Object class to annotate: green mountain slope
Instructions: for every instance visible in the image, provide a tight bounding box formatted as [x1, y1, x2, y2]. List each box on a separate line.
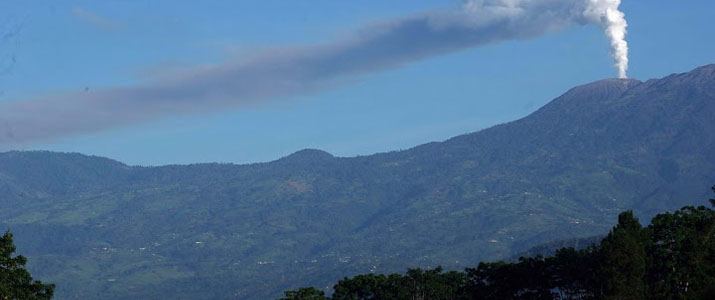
[1, 64, 714, 299]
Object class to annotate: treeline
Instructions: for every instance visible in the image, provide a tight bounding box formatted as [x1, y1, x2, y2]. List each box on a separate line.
[279, 189, 715, 299]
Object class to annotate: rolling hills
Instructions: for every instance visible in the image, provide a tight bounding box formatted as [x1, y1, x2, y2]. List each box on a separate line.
[1, 64, 714, 299]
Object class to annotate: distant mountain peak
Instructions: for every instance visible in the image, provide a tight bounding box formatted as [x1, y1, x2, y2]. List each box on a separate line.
[0, 150, 127, 167]
[561, 78, 641, 101]
[2, 63, 715, 300]
[281, 149, 334, 162]
[531, 78, 642, 116]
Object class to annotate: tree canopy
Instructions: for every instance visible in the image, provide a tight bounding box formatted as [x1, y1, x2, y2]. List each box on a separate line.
[280, 196, 715, 300]
[0, 231, 54, 300]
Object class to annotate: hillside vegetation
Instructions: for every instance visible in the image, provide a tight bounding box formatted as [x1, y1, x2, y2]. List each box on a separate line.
[0, 64, 714, 299]
[280, 198, 715, 299]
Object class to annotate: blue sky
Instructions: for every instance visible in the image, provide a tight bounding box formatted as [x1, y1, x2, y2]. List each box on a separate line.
[1, 0, 714, 166]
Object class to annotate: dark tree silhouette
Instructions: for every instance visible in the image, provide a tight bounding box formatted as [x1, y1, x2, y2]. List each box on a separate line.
[0, 231, 54, 300]
[279, 189, 715, 300]
[598, 211, 647, 299]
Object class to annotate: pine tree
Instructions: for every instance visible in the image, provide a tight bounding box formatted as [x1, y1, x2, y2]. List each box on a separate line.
[646, 206, 714, 298]
[598, 211, 647, 300]
[0, 231, 54, 300]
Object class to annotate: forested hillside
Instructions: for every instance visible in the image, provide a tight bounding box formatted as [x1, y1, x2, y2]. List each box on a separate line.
[279, 200, 715, 299]
[0, 64, 714, 299]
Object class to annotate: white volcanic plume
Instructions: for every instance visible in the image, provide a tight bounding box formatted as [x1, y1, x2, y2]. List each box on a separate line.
[583, 0, 630, 78]
[463, 0, 630, 78]
[1, 0, 631, 147]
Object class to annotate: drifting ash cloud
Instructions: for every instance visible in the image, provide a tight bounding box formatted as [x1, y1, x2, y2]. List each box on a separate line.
[0, 0, 628, 147]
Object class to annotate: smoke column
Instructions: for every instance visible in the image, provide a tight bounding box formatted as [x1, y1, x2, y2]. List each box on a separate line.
[584, 0, 629, 78]
[0, 0, 630, 147]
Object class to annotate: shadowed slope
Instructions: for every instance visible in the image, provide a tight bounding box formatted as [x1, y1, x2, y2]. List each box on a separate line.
[0, 64, 714, 299]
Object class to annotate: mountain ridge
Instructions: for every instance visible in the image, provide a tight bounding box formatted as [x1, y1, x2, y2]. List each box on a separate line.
[4, 63, 715, 169]
[1, 64, 714, 300]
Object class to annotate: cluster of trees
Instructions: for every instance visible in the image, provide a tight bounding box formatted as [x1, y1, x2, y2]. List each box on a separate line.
[0, 231, 54, 300]
[279, 188, 715, 300]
